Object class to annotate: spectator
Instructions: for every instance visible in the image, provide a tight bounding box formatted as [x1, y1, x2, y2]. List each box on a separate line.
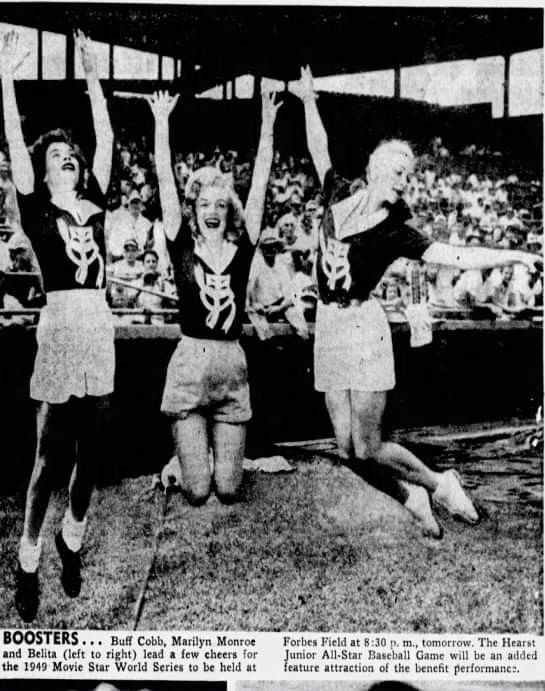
[0, 268, 31, 326]
[453, 231, 485, 308]
[276, 212, 298, 249]
[106, 188, 153, 260]
[247, 227, 309, 340]
[0, 226, 12, 270]
[0, 149, 19, 228]
[108, 238, 144, 311]
[289, 241, 318, 320]
[134, 249, 176, 324]
[7, 232, 36, 272]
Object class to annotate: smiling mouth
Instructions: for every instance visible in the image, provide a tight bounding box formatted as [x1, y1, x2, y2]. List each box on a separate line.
[204, 218, 221, 228]
[62, 163, 76, 171]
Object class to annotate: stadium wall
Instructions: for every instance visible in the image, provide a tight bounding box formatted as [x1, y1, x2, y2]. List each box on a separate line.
[0, 323, 541, 494]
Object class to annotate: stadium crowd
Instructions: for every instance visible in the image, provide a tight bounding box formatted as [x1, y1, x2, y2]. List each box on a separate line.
[1, 131, 542, 332]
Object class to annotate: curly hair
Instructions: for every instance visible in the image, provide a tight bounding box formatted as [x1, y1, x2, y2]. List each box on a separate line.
[30, 129, 88, 196]
[183, 166, 246, 243]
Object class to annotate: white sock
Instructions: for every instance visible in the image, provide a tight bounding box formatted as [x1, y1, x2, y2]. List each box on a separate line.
[61, 509, 87, 553]
[18, 536, 43, 573]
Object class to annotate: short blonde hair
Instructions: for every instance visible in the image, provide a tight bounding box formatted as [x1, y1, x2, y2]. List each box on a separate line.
[367, 139, 415, 182]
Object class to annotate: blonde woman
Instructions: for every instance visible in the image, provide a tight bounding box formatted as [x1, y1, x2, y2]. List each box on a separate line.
[292, 66, 540, 538]
[147, 89, 281, 505]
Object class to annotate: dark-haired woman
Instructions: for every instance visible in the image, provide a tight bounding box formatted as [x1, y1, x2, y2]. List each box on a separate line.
[147, 90, 281, 506]
[1, 30, 114, 620]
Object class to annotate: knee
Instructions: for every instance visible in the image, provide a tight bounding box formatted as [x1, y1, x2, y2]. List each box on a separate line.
[335, 440, 352, 460]
[215, 474, 242, 504]
[353, 438, 381, 462]
[216, 488, 241, 505]
[214, 462, 242, 502]
[184, 482, 211, 506]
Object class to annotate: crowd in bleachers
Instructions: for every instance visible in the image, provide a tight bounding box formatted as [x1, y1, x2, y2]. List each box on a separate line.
[0, 133, 542, 332]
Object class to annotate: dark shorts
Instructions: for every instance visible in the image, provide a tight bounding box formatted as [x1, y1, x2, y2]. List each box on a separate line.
[161, 335, 252, 423]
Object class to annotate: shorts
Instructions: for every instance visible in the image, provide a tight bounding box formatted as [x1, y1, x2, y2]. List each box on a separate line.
[31, 290, 115, 404]
[161, 335, 252, 423]
[314, 298, 395, 392]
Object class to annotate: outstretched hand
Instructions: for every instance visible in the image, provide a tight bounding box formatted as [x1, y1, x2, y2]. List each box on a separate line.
[145, 90, 180, 120]
[519, 252, 543, 274]
[288, 65, 316, 103]
[0, 30, 30, 78]
[261, 90, 283, 132]
[75, 29, 98, 76]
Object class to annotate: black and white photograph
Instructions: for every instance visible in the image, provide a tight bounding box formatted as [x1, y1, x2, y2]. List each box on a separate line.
[0, 4, 542, 632]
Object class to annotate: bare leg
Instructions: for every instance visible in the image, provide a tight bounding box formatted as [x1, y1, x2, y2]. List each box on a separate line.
[349, 390, 477, 527]
[211, 422, 246, 503]
[17, 401, 72, 620]
[322, 389, 441, 536]
[324, 390, 352, 459]
[22, 401, 69, 545]
[350, 390, 440, 492]
[324, 390, 407, 505]
[172, 413, 211, 505]
[68, 395, 109, 522]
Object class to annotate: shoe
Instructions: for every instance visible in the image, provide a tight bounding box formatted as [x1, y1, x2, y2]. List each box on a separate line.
[432, 470, 479, 525]
[15, 566, 39, 622]
[55, 532, 82, 598]
[402, 483, 443, 539]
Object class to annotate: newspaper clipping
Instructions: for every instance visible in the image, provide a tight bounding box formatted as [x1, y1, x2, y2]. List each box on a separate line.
[0, 2, 543, 691]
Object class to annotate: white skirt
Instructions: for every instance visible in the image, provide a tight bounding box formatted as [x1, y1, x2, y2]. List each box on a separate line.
[314, 298, 395, 392]
[31, 290, 115, 403]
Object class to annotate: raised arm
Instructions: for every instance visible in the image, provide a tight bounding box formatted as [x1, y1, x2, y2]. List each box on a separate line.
[290, 65, 331, 185]
[0, 31, 34, 193]
[244, 91, 282, 245]
[75, 30, 113, 194]
[145, 91, 181, 241]
[422, 241, 542, 273]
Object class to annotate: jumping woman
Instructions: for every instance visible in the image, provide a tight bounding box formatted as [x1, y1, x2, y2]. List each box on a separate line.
[1, 30, 114, 620]
[292, 66, 540, 538]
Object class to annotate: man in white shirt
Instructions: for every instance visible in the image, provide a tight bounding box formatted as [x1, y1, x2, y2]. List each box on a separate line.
[109, 238, 144, 310]
[247, 228, 309, 340]
[106, 189, 152, 260]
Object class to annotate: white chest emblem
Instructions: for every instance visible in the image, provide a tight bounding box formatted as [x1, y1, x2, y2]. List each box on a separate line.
[194, 264, 236, 333]
[320, 234, 352, 291]
[56, 217, 104, 288]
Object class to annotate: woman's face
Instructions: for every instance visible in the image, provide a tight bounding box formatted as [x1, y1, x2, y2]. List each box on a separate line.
[196, 185, 229, 237]
[144, 253, 158, 272]
[370, 153, 413, 206]
[386, 283, 399, 301]
[44, 141, 80, 192]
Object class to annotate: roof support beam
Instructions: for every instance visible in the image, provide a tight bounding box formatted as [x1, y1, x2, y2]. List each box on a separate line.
[37, 30, 43, 81]
[394, 64, 401, 99]
[503, 53, 510, 118]
[66, 30, 75, 80]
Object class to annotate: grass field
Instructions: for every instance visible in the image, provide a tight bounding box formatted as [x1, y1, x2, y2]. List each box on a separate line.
[0, 449, 542, 632]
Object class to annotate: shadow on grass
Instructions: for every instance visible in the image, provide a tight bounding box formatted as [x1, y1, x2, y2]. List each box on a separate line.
[0, 454, 542, 632]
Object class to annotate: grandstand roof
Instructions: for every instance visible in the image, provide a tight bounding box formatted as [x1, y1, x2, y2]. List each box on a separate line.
[2, 4, 543, 91]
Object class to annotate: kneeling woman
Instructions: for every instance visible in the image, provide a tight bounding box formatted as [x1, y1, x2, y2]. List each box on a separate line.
[147, 90, 281, 504]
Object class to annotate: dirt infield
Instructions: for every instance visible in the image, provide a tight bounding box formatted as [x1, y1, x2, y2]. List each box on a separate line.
[0, 443, 541, 632]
